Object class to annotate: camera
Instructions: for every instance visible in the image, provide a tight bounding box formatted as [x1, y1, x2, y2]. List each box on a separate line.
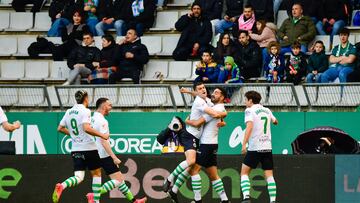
[168, 116, 183, 132]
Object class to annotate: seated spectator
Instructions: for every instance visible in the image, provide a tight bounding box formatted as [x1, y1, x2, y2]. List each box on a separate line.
[194, 51, 220, 83]
[214, 0, 244, 35]
[172, 2, 212, 61]
[63, 32, 101, 85]
[83, 0, 99, 36]
[264, 41, 285, 82]
[236, 4, 256, 33]
[88, 34, 117, 84]
[109, 29, 149, 84]
[11, 0, 46, 12]
[347, 41, 360, 82]
[213, 32, 236, 65]
[279, 0, 322, 24]
[306, 40, 329, 83]
[285, 41, 307, 85]
[94, 0, 115, 36]
[277, 3, 316, 54]
[234, 30, 262, 79]
[320, 28, 356, 83]
[218, 56, 242, 83]
[53, 10, 90, 60]
[249, 20, 277, 62]
[156, 0, 166, 11]
[316, 0, 350, 45]
[198, 0, 223, 38]
[48, 0, 82, 37]
[248, 0, 274, 22]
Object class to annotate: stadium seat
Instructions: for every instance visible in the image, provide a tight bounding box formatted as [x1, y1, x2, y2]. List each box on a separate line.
[340, 86, 360, 106]
[170, 0, 194, 5]
[187, 61, 199, 81]
[0, 88, 18, 106]
[45, 37, 62, 45]
[6, 12, 33, 31]
[142, 60, 168, 82]
[178, 10, 189, 17]
[24, 61, 49, 80]
[0, 60, 25, 80]
[15, 36, 37, 56]
[159, 35, 180, 56]
[0, 36, 17, 56]
[277, 10, 288, 26]
[0, 0, 12, 4]
[117, 87, 142, 107]
[31, 12, 51, 31]
[309, 35, 331, 53]
[267, 86, 297, 106]
[141, 36, 162, 55]
[333, 34, 356, 46]
[0, 12, 10, 31]
[165, 61, 192, 81]
[17, 88, 48, 107]
[150, 11, 178, 31]
[47, 61, 69, 81]
[94, 36, 102, 49]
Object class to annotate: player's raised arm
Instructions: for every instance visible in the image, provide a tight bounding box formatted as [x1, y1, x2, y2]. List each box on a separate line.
[83, 123, 109, 140]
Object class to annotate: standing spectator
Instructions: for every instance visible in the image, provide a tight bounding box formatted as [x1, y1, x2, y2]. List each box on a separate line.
[63, 32, 101, 85]
[109, 29, 149, 84]
[88, 34, 117, 84]
[214, 0, 244, 35]
[248, 0, 274, 22]
[316, 0, 350, 45]
[277, 3, 316, 54]
[285, 41, 307, 85]
[320, 28, 356, 83]
[217, 56, 242, 83]
[264, 41, 285, 82]
[172, 2, 212, 61]
[213, 33, 236, 65]
[306, 40, 328, 83]
[11, 0, 46, 12]
[194, 51, 220, 83]
[234, 30, 262, 79]
[94, 0, 115, 36]
[83, 0, 99, 36]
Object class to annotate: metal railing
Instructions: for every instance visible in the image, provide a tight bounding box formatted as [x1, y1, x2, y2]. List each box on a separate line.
[0, 85, 51, 110]
[179, 83, 301, 111]
[54, 85, 177, 111]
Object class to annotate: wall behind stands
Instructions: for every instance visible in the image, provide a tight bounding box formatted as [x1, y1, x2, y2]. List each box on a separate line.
[0, 155, 336, 203]
[1, 112, 360, 155]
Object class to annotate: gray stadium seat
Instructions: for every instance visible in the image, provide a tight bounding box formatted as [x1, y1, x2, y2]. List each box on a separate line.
[45, 37, 62, 45]
[340, 86, 360, 106]
[94, 36, 102, 49]
[141, 36, 161, 55]
[24, 61, 49, 80]
[0, 12, 10, 31]
[277, 10, 288, 26]
[178, 10, 188, 17]
[142, 60, 168, 82]
[165, 61, 192, 81]
[47, 61, 69, 81]
[118, 87, 142, 107]
[187, 61, 199, 81]
[31, 12, 51, 31]
[6, 12, 33, 31]
[17, 88, 48, 107]
[171, 0, 194, 5]
[0, 0, 12, 4]
[159, 35, 180, 55]
[150, 11, 178, 31]
[15, 36, 37, 56]
[0, 88, 18, 106]
[267, 86, 297, 106]
[0, 36, 17, 56]
[0, 60, 25, 80]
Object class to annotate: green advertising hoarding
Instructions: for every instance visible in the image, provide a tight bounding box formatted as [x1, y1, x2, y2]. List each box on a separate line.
[1, 112, 359, 154]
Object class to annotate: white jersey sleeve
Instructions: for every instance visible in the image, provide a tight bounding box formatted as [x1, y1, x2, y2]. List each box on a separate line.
[80, 109, 91, 124]
[244, 108, 254, 123]
[0, 107, 8, 124]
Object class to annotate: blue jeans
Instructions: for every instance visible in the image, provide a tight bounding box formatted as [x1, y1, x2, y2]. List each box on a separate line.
[315, 20, 345, 44]
[306, 73, 322, 83]
[280, 45, 307, 54]
[273, 0, 283, 19]
[95, 20, 125, 36]
[87, 18, 99, 36]
[157, 0, 165, 6]
[215, 19, 235, 34]
[320, 66, 354, 83]
[261, 47, 268, 76]
[47, 18, 70, 37]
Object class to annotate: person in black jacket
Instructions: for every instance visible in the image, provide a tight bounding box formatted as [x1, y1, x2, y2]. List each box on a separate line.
[63, 32, 101, 85]
[213, 32, 236, 65]
[248, 0, 274, 22]
[234, 30, 262, 79]
[172, 2, 213, 61]
[11, 0, 46, 12]
[214, 0, 244, 35]
[109, 29, 149, 84]
[285, 41, 307, 85]
[94, 0, 116, 36]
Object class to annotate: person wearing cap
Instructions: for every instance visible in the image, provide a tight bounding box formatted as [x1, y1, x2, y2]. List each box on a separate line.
[172, 2, 213, 61]
[52, 90, 109, 203]
[217, 56, 242, 84]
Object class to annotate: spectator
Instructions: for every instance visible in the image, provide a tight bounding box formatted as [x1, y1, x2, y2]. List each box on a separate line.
[213, 32, 236, 65]
[88, 34, 117, 84]
[11, 0, 46, 12]
[218, 56, 242, 83]
[194, 51, 220, 83]
[48, 0, 83, 37]
[172, 2, 212, 61]
[63, 32, 101, 85]
[248, 0, 274, 22]
[109, 29, 149, 84]
[274, 0, 283, 21]
[249, 20, 277, 62]
[264, 41, 285, 82]
[320, 28, 356, 83]
[236, 4, 256, 33]
[234, 30, 262, 79]
[214, 0, 244, 35]
[279, 0, 323, 24]
[347, 41, 360, 82]
[156, 0, 166, 11]
[198, 0, 223, 39]
[277, 3, 316, 54]
[316, 0, 350, 45]
[306, 40, 328, 83]
[83, 0, 99, 36]
[94, 0, 115, 36]
[285, 41, 307, 85]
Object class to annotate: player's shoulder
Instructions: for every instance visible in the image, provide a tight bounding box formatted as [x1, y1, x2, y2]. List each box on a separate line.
[214, 103, 225, 111]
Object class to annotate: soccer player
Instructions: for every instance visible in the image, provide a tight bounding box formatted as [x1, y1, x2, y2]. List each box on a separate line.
[169, 87, 229, 203]
[0, 106, 21, 132]
[52, 90, 109, 203]
[86, 97, 147, 203]
[240, 91, 278, 203]
[163, 82, 226, 202]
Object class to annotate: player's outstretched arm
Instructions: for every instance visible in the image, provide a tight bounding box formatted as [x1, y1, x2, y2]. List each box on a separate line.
[2, 120, 21, 132]
[186, 117, 206, 128]
[204, 107, 227, 119]
[57, 125, 70, 135]
[83, 123, 109, 140]
[180, 87, 197, 97]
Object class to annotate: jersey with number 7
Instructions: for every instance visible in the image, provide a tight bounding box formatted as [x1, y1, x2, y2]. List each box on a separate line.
[59, 104, 97, 152]
[244, 104, 277, 151]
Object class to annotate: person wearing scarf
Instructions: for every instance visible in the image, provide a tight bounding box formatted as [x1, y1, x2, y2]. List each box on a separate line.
[238, 5, 256, 31]
[320, 28, 356, 83]
[264, 41, 285, 83]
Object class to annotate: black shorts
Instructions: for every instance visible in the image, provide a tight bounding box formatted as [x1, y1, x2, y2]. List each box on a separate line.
[179, 130, 199, 151]
[196, 144, 218, 168]
[243, 150, 274, 170]
[71, 150, 101, 171]
[101, 156, 119, 175]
